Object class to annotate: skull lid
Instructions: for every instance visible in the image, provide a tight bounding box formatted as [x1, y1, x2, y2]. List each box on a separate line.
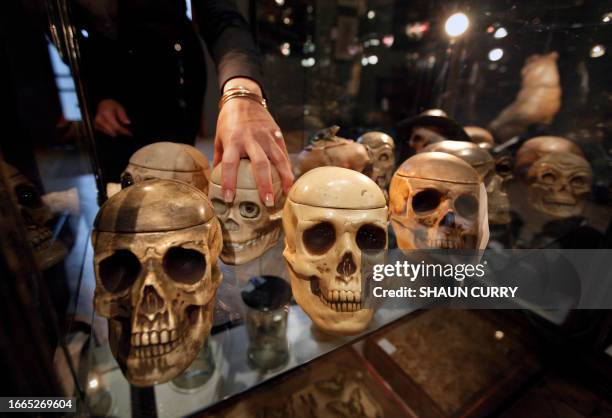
[95, 179, 215, 233]
[357, 131, 395, 150]
[395, 152, 480, 184]
[515, 136, 583, 177]
[288, 166, 386, 209]
[464, 126, 495, 150]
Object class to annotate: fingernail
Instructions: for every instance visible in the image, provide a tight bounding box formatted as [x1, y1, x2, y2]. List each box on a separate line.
[224, 189, 235, 203]
[264, 193, 274, 207]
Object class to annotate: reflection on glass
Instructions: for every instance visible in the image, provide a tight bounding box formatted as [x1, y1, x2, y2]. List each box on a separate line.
[170, 338, 215, 393]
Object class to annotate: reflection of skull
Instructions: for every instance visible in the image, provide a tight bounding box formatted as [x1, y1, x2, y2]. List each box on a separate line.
[3, 162, 66, 269]
[295, 126, 371, 178]
[208, 160, 284, 265]
[515, 136, 583, 179]
[389, 152, 481, 249]
[121, 142, 211, 193]
[92, 179, 222, 386]
[464, 126, 495, 151]
[283, 167, 387, 335]
[526, 152, 592, 219]
[357, 131, 396, 189]
[423, 141, 510, 224]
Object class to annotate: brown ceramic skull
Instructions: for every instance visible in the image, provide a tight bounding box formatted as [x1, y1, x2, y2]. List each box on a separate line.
[3, 162, 67, 269]
[526, 152, 592, 219]
[283, 167, 387, 335]
[92, 179, 222, 387]
[294, 126, 372, 178]
[389, 152, 482, 250]
[515, 136, 583, 178]
[208, 160, 284, 265]
[423, 141, 510, 225]
[357, 131, 396, 189]
[121, 142, 211, 193]
[464, 126, 495, 151]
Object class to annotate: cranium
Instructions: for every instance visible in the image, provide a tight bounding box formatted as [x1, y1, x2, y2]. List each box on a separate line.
[423, 141, 510, 225]
[526, 152, 592, 219]
[120, 142, 211, 193]
[208, 160, 284, 265]
[3, 162, 66, 269]
[389, 152, 482, 249]
[92, 179, 222, 386]
[515, 136, 583, 179]
[294, 126, 372, 178]
[283, 167, 387, 335]
[357, 131, 396, 189]
[464, 126, 495, 151]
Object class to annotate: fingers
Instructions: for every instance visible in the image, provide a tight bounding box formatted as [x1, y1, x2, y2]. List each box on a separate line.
[273, 129, 289, 157]
[213, 136, 224, 166]
[221, 145, 240, 203]
[94, 116, 116, 137]
[94, 110, 132, 137]
[244, 141, 275, 207]
[115, 105, 131, 125]
[266, 136, 294, 195]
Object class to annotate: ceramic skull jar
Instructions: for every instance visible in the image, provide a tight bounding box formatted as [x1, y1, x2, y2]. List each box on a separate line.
[357, 131, 396, 189]
[208, 160, 284, 265]
[283, 167, 387, 335]
[423, 141, 510, 225]
[515, 136, 583, 179]
[121, 142, 211, 193]
[389, 152, 483, 250]
[294, 126, 371, 178]
[92, 179, 222, 387]
[526, 152, 592, 219]
[3, 162, 67, 269]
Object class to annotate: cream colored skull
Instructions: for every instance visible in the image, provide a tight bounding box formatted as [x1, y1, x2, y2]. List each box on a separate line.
[294, 126, 372, 178]
[423, 141, 510, 224]
[92, 179, 222, 387]
[208, 160, 284, 265]
[526, 152, 592, 219]
[390, 152, 481, 249]
[121, 142, 211, 193]
[515, 136, 583, 179]
[357, 131, 396, 189]
[283, 167, 387, 335]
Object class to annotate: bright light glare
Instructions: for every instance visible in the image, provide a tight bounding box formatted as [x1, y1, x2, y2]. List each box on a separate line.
[280, 42, 290, 56]
[445, 13, 469, 37]
[368, 55, 379, 65]
[361, 57, 369, 66]
[493, 27, 508, 39]
[488, 48, 504, 61]
[275, 0, 284, 5]
[590, 44, 606, 58]
[301, 57, 316, 67]
[602, 12, 611, 23]
[367, 10, 376, 20]
[88, 378, 99, 389]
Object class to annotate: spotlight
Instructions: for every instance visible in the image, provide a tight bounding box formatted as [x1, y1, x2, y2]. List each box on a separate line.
[445, 13, 469, 37]
[493, 27, 508, 39]
[488, 48, 504, 61]
[367, 10, 376, 20]
[590, 44, 605, 58]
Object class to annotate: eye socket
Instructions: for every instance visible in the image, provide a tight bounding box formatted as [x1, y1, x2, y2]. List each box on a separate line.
[541, 173, 556, 184]
[239, 201, 261, 218]
[570, 176, 587, 188]
[496, 161, 512, 175]
[211, 198, 228, 215]
[121, 172, 134, 189]
[99, 250, 141, 293]
[379, 153, 390, 162]
[454, 194, 479, 219]
[303, 222, 336, 255]
[356, 224, 386, 251]
[362, 162, 374, 177]
[15, 184, 42, 208]
[412, 189, 443, 213]
[163, 247, 206, 285]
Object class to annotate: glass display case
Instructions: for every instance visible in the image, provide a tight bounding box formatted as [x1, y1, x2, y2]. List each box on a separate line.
[1, 0, 611, 416]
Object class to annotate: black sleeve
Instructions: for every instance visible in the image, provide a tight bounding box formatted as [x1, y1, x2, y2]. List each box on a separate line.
[192, 0, 264, 91]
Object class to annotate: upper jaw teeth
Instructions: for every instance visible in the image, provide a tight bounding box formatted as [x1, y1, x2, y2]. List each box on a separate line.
[223, 231, 270, 251]
[428, 239, 462, 249]
[131, 328, 181, 358]
[317, 289, 363, 312]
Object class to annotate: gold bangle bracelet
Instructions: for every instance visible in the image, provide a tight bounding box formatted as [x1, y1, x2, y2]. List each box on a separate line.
[219, 87, 267, 110]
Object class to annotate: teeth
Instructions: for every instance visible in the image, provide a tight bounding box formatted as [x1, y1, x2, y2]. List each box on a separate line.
[141, 332, 150, 346]
[171, 329, 178, 341]
[347, 292, 354, 302]
[224, 231, 272, 251]
[150, 331, 159, 345]
[340, 291, 347, 302]
[318, 292, 362, 312]
[161, 330, 169, 343]
[131, 328, 183, 358]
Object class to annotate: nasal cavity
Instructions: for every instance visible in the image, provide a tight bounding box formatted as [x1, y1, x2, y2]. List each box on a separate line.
[441, 212, 456, 227]
[225, 219, 240, 232]
[337, 252, 357, 277]
[140, 285, 164, 316]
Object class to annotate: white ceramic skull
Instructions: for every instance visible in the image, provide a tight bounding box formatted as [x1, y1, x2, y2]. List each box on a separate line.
[3, 162, 67, 269]
[283, 167, 387, 335]
[526, 152, 592, 219]
[389, 152, 482, 250]
[208, 160, 284, 265]
[92, 179, 222, 387]
[423, 141, 510, 225]
[357, 131, 396, 189]
[121, 142, 211, 193]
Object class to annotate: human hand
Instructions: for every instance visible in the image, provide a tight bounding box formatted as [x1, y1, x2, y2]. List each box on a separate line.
[94, 99, 132, 138]
[213, 79, 293, 207]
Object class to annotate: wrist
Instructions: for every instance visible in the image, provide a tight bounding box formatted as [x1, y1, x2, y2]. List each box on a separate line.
[223, 77, 262, 96]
